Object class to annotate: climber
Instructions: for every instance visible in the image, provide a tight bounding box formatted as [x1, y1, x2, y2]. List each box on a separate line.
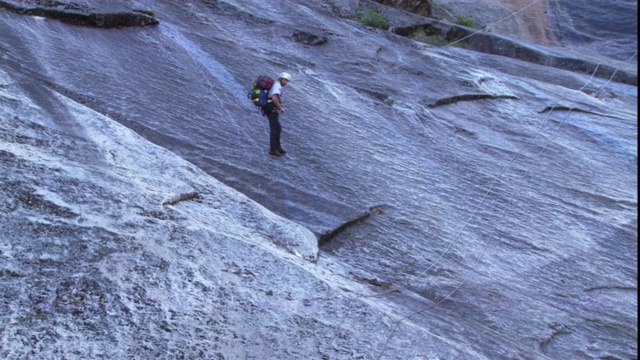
[262, 72, 292, 156]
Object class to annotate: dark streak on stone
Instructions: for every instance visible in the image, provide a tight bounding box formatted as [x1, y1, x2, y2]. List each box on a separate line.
[352, 273, 394, 289]
[318, 205, 385, 247]
[453, 125, 477, 138]
[291, 30, 328, 46]
[429, 94, 518, 107]
[584, 285, 637, 292]
[539, 322, 571, 353]
[356, 88, 389, 101]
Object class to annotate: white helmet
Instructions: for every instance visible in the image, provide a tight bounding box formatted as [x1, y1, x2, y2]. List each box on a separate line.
[279, 72, 292, 81]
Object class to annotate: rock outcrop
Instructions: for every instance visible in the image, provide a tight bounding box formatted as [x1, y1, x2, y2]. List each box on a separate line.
[0, 0, 158, 27]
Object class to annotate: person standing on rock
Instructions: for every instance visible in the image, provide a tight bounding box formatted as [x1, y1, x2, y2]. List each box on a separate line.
[263, 72, 292, 156]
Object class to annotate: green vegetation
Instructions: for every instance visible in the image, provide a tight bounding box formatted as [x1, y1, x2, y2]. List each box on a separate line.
[449, 40, 467, 49]
[358, 9, 388, 29]
[409, 27, 447, 46]
[409, 27, 467, 48]
[456, 16, 475, 28]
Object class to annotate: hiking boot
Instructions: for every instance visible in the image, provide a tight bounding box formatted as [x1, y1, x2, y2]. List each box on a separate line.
[269, 150, 285, 156]
[277, 148, 286, 154]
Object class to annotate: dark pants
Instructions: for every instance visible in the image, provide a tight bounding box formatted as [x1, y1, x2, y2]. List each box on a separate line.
[263, 104, 282, 151]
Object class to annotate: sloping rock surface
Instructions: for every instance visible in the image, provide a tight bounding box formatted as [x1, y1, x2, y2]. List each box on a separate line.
[0, 0, 637, 359]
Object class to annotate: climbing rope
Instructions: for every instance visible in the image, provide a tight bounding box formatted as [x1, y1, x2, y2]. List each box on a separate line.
[445, 0, 545, 48]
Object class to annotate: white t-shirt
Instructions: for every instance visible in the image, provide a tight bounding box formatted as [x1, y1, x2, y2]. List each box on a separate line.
[268, 80, 283, 98]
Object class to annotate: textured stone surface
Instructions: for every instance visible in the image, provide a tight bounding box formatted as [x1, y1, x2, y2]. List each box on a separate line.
[0, 0, 636, 359]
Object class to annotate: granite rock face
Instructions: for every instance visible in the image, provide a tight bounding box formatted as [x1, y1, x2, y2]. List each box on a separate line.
[0, 0, 637, 359]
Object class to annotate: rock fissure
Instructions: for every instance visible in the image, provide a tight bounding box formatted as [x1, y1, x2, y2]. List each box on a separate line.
[584, 285, 637, 293]
[538, 322, 572, 353]
[318, 205, 385, 247]
[429, 93, 518, 107]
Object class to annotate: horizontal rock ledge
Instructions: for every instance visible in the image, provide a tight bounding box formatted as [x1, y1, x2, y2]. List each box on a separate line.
[394, 23, 637, 86]
[0, 1, 159, 28]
